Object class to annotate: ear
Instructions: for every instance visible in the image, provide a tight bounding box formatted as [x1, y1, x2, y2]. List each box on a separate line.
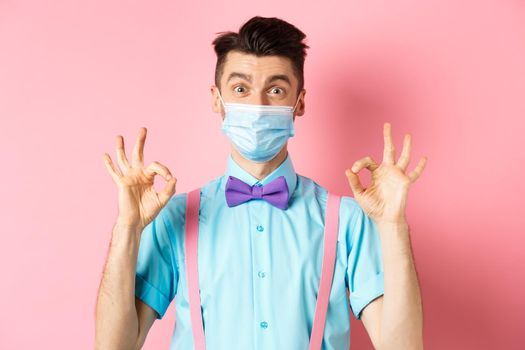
[210, 85, 224, 117]
[294, 89, 306, 117]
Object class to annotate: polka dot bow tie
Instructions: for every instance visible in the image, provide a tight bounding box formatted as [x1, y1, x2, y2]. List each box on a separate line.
[224, 175, 290, 210]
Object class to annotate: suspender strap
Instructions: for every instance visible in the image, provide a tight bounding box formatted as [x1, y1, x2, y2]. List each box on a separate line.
[308, 192, 341, 350]
[184, 189, 341, 350]
[185, 188, 206, 350]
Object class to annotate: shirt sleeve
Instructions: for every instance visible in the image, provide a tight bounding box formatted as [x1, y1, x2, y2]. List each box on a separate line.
[344, 196, 385, 320]
[135, 204, 179, 319]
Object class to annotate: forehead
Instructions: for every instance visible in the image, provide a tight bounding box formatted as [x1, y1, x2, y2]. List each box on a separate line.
[221, 50, 297, 84]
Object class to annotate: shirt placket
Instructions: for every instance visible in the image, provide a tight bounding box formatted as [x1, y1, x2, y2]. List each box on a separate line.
[249, 182, 272, 350]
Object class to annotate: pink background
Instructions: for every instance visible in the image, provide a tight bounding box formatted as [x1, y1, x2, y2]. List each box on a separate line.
[1, 1, 524, 349]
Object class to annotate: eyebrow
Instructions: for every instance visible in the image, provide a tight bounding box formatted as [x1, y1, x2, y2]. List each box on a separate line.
[267, 74, 291, 86]
[226, 72, 252, 83]
[226, 72, 292, 86]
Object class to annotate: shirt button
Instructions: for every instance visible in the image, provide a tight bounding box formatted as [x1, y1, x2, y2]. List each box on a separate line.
[258, 271, 266, 278]
[256, 225, 264, 232]
[260, 321, 268, 329]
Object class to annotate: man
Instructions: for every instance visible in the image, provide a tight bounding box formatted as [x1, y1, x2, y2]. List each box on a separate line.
[96, 16, 426, 350]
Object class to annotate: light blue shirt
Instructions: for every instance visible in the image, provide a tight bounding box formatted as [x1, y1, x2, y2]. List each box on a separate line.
[135, 152, 385, 350]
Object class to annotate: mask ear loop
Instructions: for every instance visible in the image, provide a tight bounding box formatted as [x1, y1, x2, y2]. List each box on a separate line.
[292, 92, 302, 113]
[217, 88, 226, 109]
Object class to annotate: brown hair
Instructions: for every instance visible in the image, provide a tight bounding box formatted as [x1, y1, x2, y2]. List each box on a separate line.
[212, 16, 310, 95]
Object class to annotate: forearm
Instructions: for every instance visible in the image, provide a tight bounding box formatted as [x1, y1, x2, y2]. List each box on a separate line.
[95, 221, 143, 350]
[376, 221, 424, 350]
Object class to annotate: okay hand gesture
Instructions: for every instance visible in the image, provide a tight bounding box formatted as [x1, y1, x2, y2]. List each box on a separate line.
[345, 122, 427, 225]
[103, 127, 177, 231]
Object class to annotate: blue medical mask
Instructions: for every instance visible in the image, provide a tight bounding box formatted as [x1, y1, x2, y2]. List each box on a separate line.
[218, 90, 301, 163]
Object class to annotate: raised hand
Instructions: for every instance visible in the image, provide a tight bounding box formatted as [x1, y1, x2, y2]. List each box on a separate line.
[103, 127, 177, 230]
[345, 122, 427, 225]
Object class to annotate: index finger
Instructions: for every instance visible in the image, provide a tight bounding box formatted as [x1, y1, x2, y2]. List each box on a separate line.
[132, 127, 147, 167]
[382, 122, 395, 165]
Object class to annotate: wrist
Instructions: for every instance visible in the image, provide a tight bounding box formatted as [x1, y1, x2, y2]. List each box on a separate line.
[376, 219, 410, 235]
[114, 218, 143, 236]
[377, 219, 408, 226]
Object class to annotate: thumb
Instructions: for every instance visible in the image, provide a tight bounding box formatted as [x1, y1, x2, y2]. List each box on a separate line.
[345, 169, 365, 196]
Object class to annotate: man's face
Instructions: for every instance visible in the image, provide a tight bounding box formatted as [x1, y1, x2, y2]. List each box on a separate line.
[211, 50, 306, 121]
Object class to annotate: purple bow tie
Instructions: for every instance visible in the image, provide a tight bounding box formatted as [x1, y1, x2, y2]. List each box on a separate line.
[225, 175, 290, 210]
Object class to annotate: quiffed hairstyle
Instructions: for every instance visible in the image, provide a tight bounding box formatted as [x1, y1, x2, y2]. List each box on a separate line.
[212, 16, 310, 95]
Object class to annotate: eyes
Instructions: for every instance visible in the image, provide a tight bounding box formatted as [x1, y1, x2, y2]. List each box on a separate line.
[233, 85, 285, 96]
[233, 86, 245, 93]
[269, 87, 284, 94]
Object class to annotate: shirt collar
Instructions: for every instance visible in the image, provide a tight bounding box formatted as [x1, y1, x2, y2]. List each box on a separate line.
[222, 152, 298, 202]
